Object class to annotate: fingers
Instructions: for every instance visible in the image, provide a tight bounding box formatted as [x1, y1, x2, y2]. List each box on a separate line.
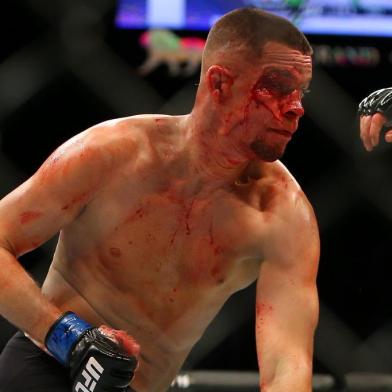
[360, 113, 387, 151]
[360, 115, 372, 151]
[385, 129, 392, 143]
[369, 113, 387, 149]
[113, 330, 140, 357]
[98, 326, 140, 357]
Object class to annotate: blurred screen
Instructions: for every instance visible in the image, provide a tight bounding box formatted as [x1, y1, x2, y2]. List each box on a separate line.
[115, 0, 392, 37]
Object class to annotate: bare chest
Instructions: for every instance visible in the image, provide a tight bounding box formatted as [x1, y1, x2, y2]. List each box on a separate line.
[62, 180, 264, 294]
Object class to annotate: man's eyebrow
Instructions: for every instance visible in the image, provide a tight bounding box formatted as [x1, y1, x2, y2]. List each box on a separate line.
[263, 67, 296, 79]
[266, 67, 311, 87]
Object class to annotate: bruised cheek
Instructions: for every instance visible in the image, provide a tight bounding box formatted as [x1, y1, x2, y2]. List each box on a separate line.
[240, 89, 272, 130]
[251, 87, 281, 118]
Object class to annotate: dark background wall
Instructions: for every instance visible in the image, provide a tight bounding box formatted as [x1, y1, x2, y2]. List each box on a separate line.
[1, 0, 392, 384]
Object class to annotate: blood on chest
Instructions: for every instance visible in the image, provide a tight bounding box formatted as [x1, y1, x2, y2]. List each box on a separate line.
[94, 193, 246, 292]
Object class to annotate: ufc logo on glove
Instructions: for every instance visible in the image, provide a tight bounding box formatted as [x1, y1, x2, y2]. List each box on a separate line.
[74, 357, 104, 392]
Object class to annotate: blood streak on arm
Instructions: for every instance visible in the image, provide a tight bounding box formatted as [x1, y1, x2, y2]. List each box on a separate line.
[256, 302, 274, 327]
[19, 211, 43, 225]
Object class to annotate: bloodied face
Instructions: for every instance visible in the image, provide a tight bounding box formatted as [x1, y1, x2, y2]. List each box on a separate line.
[234, 42, 312, 162]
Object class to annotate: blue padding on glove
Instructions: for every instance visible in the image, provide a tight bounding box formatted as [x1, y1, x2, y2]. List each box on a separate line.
[45, 312, 92, 366]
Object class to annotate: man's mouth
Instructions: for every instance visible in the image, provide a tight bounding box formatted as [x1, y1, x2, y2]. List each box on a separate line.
[269, 128, 293, 138]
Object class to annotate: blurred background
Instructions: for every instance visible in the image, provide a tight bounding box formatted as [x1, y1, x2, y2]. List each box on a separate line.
[1, 0, 392, 390]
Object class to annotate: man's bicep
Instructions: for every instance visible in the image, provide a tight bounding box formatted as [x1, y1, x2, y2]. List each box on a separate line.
[0, 179, 76, 256]
[0, 141, 103, 256]
[255, 259, 319, 350]
[255, 199, 320, 364]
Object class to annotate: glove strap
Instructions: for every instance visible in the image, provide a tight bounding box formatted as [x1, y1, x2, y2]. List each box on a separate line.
[45, 311, 92, 366]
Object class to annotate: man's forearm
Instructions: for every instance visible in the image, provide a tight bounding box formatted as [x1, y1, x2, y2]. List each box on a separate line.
[0, 246, 62, 344]
[260, 357, 312, 392]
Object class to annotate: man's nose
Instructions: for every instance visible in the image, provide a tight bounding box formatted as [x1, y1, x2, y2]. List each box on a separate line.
[282, 92, 305, 119]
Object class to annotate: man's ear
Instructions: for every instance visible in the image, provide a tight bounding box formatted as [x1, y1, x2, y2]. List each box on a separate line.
[206, 65, 234, 103]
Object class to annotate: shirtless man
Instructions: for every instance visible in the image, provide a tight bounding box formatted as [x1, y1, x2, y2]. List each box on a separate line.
[358, 88, 392, 151]
[0, 7, 319, 392]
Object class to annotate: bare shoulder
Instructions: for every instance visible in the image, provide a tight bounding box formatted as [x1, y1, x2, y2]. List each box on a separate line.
[46, 115, 161, 171]
[77, 115, 149, 156]
[253, 161, 320, 266]
[250, 160, 318, 239]
[22, 115, 158, 204]
[252, 160, 306, 211]
[245, 162, 320, 272]
[28, 113, 183, 194]
[257, 160, 299, 187]
[86, 113, 183, 152]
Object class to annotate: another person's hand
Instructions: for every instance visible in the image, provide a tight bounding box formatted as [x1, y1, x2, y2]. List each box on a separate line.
[358, 88, 392, 151]
[45, 312, 140, 392]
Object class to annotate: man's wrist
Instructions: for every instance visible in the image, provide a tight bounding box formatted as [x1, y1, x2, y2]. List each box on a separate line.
[45, 311, 92, 365]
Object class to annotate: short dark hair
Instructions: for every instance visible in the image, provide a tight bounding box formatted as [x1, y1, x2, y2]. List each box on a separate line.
[202, 7, 312, 68]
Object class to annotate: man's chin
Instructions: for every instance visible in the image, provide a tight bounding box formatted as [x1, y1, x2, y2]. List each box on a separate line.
[250, 140, 286, 162]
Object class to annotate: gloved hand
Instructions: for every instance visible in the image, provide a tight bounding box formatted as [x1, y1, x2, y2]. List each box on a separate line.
[358, 87, 392, 124]
[45, 312, 140, 392]
[358, 88, 392, 151]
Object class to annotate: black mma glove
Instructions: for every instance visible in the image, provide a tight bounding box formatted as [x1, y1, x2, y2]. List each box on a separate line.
[358, 87, 392, 125]
[45, 312, 139, 392]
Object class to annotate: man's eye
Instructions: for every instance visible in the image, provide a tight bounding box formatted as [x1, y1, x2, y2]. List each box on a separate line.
[280, 86, 296, 95]
[259, 73, 295, 96]
[265, 84, 295, 97]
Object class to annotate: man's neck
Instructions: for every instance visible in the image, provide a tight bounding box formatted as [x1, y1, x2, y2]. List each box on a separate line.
[177, 111, 253, 189]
